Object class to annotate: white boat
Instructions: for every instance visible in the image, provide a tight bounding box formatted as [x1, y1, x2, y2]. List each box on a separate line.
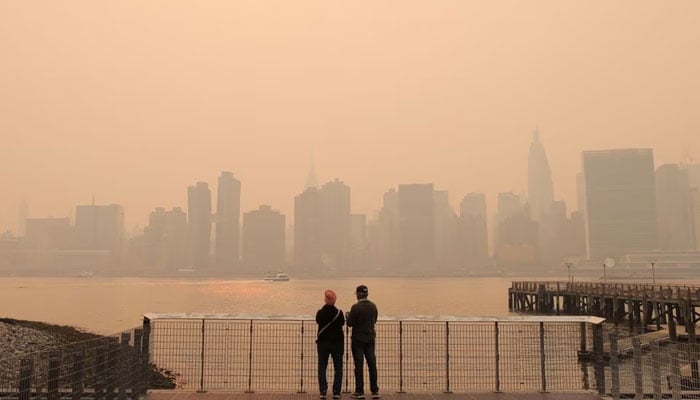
[78, 271, 95, 278]
[263, 272, 290, 282]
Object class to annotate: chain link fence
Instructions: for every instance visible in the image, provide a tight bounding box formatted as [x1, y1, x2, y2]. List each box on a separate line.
[145, 314, 602, 393]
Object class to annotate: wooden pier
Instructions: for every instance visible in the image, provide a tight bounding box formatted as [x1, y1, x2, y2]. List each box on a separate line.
[509, 281, 700, 342]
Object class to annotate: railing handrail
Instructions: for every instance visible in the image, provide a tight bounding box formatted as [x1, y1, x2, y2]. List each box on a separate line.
[143, 312, 605, 324]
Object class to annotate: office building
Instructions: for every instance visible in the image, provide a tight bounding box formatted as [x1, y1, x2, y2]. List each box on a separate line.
[215, 171, 241, 267]
[583, 149, 658, 259]
[187, 182, 212, 268]
[74, 204, 124, 251]
[242, 205, 285, 271]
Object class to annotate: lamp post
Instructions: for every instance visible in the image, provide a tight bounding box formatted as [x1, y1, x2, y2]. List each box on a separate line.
[602, 258, 614, 284]
[565, 262, 574, 282]
[602, 260, 607, 283]
[650, 260, 656, 285]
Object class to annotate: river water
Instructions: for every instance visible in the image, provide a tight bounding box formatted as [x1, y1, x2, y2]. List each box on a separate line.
[0, 277, 526, 334]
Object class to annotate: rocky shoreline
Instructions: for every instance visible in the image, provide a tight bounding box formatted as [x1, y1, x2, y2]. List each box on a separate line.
[0, 318, 100, 359]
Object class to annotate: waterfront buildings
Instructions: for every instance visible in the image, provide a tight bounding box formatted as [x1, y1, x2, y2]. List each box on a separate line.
[457, 193, 489, 268]
[319, 179, 351, 270]
[293, 179, 351, 272]
[242, 205, 285, 271]
[215, 171, 241, 268]
[24, 217, 72, 249]
[74, 204, 124, 251]
[187, 182, 212, 269]
[495, 193, 538, 265]
[143, 207, 187, 270]
[655, 164, 694, 250]
[398, 183, 435, 272]
[582, 148, 658, 259]
[294, 187, 321, 271]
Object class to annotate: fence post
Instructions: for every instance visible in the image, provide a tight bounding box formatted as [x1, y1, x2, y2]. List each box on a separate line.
[132, 329, 143, 398]
[494, 321, 500, 393]
[106, 337, 119, 400]
[72, 347, 86, 400]
[539, 322, 547, 393]
[119, 332, 131, 400]
[48, 350, 60, 400]
[443, 321, 451, 393]
[141, 317, 151, 396]
[610, 332, 620, 399]
[94, 338, 109, 400]
[632, 337, 643, 400]
[18, 358, 33, 400]
[246, 319, 254, 393]
[398, 321, 404, 393]
[198, 319, 206, 393]
[651, 340, 661, 400]
[592, 323, 605, 395]
[298, 320, 305, 394]
[670, 343, 681, 400]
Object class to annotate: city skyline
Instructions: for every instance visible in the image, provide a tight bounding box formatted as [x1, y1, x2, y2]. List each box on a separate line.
[3, 2, 700, 232]
[0, 144, 700, 234]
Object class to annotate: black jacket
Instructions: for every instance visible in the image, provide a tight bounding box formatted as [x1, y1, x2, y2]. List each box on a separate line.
[316, 304, 345, 344]
[346, 299, 378, 342]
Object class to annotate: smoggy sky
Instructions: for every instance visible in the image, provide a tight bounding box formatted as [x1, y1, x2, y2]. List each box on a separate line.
[2, 1, 699, 232]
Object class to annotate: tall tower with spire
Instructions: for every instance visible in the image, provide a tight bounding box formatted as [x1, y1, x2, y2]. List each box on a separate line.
[527, 128, 554, 222]
[305, 156, 319, 190]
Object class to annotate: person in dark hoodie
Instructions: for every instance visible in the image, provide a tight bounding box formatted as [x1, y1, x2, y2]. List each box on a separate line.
[316, 289, 345, 400]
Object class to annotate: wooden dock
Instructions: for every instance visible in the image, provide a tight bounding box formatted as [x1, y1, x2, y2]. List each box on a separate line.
[509, 281, 700, 343]
[603, 326, 686, 359]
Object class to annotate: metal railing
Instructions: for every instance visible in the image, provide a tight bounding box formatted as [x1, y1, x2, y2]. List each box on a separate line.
[0, 326, 154, 400]
[145, 313, 604, 393]
[601, 331, 700, 399]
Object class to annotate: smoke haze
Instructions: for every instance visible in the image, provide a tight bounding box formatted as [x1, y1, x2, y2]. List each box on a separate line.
[2, 1, 699, 230]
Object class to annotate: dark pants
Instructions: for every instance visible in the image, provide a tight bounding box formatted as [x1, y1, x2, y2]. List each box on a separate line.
[317, 341, 343, 395]
[351, 338, 378, 394]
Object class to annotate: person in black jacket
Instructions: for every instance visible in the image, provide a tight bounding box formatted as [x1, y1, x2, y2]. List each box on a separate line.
[316, 289, 345, 400]
[346, 285, 379, 399]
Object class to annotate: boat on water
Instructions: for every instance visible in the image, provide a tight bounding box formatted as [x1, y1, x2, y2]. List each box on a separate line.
[78, 271, 95, 278]
[263, 272, 290, 282]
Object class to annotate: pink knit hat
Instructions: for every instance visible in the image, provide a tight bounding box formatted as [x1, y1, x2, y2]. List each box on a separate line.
[324, 289, 337, 305]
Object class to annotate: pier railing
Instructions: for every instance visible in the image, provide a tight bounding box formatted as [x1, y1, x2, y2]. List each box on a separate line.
[144, 313, 604, 393]
[511, 281, 700, 300]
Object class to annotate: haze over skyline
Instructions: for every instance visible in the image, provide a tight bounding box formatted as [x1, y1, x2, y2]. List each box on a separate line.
[2, 1, 699, 231]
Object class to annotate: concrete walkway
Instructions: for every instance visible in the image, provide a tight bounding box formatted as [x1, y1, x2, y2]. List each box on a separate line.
[148, 391, 602, 400]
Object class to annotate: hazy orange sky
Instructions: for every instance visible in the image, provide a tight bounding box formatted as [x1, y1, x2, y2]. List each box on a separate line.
[2, 1, 699, 232]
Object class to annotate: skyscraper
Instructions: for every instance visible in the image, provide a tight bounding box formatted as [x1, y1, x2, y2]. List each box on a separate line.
[144, 207, 187, 270]
[527, 129, 554, 222]
[495, 193, 538, 264]
[318, 179, 351, 269]
[655, 164, 694, 250]
[372, 188, 399, 271]
[242, 205, 285, 271]
[434, 190, 458, 270]
[457, 193, 489, 267]
[187, 182, 212, 268]
[294, 187, 321, 271]
[215, 171, 241, 267]
[583, 149, 658, 259]
[398, 183, 435, 272]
